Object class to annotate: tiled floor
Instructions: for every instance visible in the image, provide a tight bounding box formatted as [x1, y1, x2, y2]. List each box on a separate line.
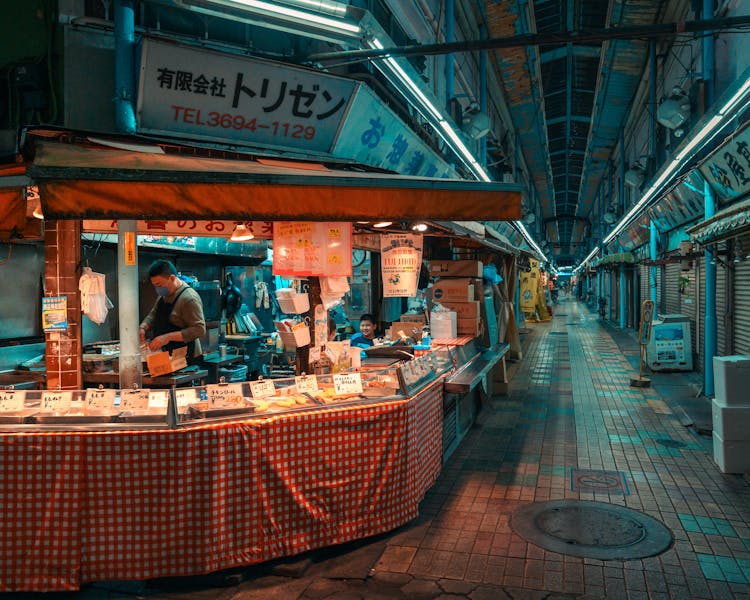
[37, 299, 750, 599]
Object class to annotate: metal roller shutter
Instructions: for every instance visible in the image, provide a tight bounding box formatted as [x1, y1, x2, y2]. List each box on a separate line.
[717, 243, 728, 355]
[698, 259, 706, 373]
[664, 259, 681, 315]
[734, 233, 750, 354]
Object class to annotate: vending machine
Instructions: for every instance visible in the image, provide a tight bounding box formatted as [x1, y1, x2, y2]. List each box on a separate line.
[646, 314, 693, 371]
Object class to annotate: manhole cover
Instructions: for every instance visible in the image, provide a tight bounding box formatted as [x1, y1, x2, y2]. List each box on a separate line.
[571, 468, 629, 494]
[511, 500, 673, 560]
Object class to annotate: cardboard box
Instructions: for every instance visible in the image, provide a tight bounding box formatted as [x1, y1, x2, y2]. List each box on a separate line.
[436, 300, 480, 319]
[457, 317, 481, 336]
[429, 260, 483, 278]
[431, 278, 479, 302]
[400, 312, 427, 325]
[391, 321, 423, 341]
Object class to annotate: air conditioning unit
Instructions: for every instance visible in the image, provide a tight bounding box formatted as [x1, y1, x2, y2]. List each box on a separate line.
[624, 163, 645, 188]
[657, 86, 690, 137]
[462, 104, 491, 140]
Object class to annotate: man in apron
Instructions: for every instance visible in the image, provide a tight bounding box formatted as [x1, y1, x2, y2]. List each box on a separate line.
[138, 260, 206, 365]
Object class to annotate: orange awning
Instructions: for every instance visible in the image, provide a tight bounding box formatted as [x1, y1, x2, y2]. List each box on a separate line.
[27, 141, 522, 222]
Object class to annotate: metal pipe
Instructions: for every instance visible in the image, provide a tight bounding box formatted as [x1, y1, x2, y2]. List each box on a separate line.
[114, 0, 136, 134]
[445, 0, 454, 112]
[114, 0, 142, 388]
[704, 181, 717, 396]
[479, 22, 488, 166]
[649, 39, 656, 160]
[703, 0, 716, 396]
[650, 221, 658, 319]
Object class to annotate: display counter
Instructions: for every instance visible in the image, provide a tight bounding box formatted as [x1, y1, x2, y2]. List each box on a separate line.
[81, 366, 208, 388]
[0, 353, 451, 592]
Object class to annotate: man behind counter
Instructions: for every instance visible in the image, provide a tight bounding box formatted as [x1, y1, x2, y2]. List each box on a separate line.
[138, 259, 206, 365]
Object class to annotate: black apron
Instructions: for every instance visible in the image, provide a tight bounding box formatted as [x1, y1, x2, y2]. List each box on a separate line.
[152, 286, 198, 365]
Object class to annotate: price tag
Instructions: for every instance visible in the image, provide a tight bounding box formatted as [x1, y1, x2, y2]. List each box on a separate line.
[206, 383, 244, 407]
[249, 379, 276, 398]
[41, 391, 72, 414]
[295, 374, 319, 394]
[175, 388, 197, 408]
[308, 346, 322, 363]
[120, 389, 149, 411]
[85, 388, 116, 411]
[333, 372, 363, 395]
[0, 391, 25, 412]
[148, 390, 170, 409]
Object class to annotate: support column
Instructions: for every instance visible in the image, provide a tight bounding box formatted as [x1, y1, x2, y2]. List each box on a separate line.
[704, 182, 717, 396]
[650, 221, 658, 318]
[44, 221, 82, 390]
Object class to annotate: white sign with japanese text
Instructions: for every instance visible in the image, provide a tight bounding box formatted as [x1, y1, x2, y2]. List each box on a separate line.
[273, 222, 352, 277]
[333, 372, 363, 395]
[380, 233, 423, 297]
[137, 38, 357, 153]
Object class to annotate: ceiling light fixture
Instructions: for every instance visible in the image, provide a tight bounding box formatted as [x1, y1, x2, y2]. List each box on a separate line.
[411, 222, 429, 232]
[230, 223, 255, 241]
[373, 221, 393, 228]
[601, 70, 750, 249]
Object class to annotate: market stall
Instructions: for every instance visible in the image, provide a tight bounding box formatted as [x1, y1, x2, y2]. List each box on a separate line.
[0, 354, 449, 591]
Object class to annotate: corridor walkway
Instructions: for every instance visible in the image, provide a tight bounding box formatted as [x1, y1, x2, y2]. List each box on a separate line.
[45, 300, 750, 599]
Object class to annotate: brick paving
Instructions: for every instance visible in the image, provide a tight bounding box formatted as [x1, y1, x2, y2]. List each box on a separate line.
[33, 299, 750, 599]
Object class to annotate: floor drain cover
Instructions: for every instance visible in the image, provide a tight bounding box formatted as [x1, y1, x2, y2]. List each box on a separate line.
[571, 468, 629, 494]
[656, 438, 685, 448]
[511, 500, 673, 560]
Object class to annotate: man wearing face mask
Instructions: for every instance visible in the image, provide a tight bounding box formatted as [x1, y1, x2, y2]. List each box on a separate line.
[138, 259, 206, 365]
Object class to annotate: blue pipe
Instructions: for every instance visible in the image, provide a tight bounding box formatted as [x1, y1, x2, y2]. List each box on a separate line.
[650, 221, 658, 318]
[703, 0, 716, 396]
[445, 0, 454, 113]
[114, 0, 136, 134]
[704, 183, 717, 396]
[649, 40, 656, 160]
[479, 23, 488, 166]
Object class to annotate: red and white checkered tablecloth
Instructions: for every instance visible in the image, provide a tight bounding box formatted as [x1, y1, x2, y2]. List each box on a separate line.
[0, 433, 84, 591]
[0, 385, 445, 592]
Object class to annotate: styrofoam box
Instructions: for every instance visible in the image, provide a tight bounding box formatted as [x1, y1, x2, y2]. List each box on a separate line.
[712, 431, 750, 474]
[431, 311, 457, 338]
[711, 399, 750, 440]
[713, 355, 750, 406]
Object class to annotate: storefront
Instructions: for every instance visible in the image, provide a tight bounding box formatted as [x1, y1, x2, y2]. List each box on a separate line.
[0, 126, 522, 591]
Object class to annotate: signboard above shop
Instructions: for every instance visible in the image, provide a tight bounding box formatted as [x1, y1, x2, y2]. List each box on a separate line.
[137, 38, 358, 154]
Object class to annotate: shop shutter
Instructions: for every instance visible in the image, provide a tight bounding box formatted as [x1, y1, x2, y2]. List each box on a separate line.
[733, 233, 750, 354]
[664, 259, 681, 315]
[697, 259, 706, 373]
[716, 244, 728, 355]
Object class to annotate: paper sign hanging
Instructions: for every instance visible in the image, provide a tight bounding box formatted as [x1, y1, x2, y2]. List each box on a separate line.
[85, 388, 117, 411]
[333, 372, 363, 395]
[380, 233, 423, 297]
[41, 391, 72, 414]
[295, 374, 319, 394]
[273, 222, 352, 277]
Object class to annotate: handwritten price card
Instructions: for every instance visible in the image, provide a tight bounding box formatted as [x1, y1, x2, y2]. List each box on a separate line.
[273, 222, 352, 277]
[333, 372, 363, 395]
[85, 388, 116, 411]
[248, 379, 275, 398]
[175, 388, 197, 408]
[148, 390, 170, 409]
[0, 391, 25, 412]
[41, 391, 72, 414]
[206, 383, 244, 407]
[120, 390, 150, 411]
[295, 374, 319, 394]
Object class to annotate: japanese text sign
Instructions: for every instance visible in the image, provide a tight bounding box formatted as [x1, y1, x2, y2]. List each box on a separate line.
[137, 38, 357, 153]
[273, 222, 352, 277]
[381, 233, 423, 297]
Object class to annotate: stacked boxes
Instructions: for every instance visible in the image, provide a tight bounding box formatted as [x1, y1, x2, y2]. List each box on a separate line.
[711, 356, 750, 473]
[429, 260, 483, 337]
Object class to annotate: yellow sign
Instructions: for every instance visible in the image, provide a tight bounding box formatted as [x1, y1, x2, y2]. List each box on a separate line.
[124, 231, 136, 265]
